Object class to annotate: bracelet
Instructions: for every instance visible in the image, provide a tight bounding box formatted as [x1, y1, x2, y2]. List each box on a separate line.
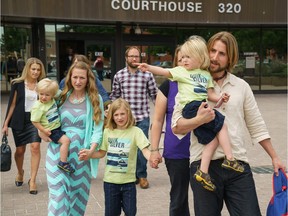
[150, 148, 159, 152]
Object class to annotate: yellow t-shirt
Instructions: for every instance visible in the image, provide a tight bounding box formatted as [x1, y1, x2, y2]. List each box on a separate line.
[101, 126, 150, 184]
[169, 66, 214, 106]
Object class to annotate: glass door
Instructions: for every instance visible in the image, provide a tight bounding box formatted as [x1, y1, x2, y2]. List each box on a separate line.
[86, 41, 113, 92]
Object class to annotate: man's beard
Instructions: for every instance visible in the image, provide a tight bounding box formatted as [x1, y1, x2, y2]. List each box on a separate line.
[127, 62, 138, 69]
[209, 61, 227, 74]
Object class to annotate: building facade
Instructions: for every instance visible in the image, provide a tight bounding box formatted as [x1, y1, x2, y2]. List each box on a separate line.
[1, 0, 287, 92]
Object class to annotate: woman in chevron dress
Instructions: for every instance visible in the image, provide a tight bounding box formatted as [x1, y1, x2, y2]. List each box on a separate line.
[44, 61, 104, 215]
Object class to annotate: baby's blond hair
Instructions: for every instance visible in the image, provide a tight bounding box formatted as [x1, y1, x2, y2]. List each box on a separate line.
[36, 78, 59, 97]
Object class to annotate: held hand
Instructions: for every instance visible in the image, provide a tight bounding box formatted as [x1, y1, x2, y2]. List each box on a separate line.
[149, 151, 162, 169]
[198, 102, 215, 124]
[78, 149, 90, 161]
[222, 93, 230, 103]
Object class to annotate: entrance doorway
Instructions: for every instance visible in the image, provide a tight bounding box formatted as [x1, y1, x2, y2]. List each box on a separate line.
[58, 39, 84, 80]
[55, 33, 176, 92]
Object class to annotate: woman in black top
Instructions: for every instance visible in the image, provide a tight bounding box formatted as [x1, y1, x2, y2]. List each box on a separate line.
[2, 57, 46, 195]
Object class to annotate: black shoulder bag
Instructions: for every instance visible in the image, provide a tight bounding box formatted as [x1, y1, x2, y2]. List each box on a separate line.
[1, 134, 12, 172]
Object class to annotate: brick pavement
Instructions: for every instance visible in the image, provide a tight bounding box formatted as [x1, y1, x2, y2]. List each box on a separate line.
[1, 93, 287, 216]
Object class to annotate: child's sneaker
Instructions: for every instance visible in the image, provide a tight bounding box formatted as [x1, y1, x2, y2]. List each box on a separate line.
[221, 157, 244, 172]
[194, 169, 216, 192]
[57, 161, 75, 173]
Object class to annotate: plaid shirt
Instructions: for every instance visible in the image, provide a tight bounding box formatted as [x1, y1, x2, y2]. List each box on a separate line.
[110, 67, 158, 122]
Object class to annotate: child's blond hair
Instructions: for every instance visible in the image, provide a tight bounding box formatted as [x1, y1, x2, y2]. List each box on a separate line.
[36, 78, 59, 97]
[181, 35, 210, 70]
[106, 98, 135, 130]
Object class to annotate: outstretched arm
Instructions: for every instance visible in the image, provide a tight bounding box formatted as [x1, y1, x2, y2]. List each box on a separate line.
[142, 147, 151, 161]
[135, 63, 172, 78]
[78, 149, 106, 160]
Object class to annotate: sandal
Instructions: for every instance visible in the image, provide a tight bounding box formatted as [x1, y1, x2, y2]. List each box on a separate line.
[15, 170, 24, 187]
[57, 161, 75, 173]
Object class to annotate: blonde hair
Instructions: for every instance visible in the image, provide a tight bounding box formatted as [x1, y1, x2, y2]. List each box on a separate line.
[106, 98, 135, 130]
[11, 57, 46, 84]
[60, 61, 102, 124]
[181, 36, 210, 70]
[36, 78, 59, 97]
[207, 31, 239, 72]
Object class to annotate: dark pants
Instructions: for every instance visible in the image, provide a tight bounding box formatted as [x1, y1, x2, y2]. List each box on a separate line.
[136, 117, 149, 179]
[165, 158, 190, 216]
[190, 159, 261, 216]
[104, 182, 136, 216]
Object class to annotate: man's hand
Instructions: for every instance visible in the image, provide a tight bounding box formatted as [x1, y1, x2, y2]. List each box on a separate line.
[198, 102, 215, 124]
[272, 156, 287, 176]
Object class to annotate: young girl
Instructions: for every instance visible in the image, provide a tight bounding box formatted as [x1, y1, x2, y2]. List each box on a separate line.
[31, 78, 74, 173]
[79, 98, 151, 216]
[136, 36, 244, 192]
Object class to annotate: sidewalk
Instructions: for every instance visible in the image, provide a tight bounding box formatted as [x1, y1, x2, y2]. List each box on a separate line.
[1, 93, 287, 216]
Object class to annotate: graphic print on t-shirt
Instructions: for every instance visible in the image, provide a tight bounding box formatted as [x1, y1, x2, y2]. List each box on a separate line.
[46, 102, 60, 123]
[190, 73, 208, 94]
[106, 137, 130, 173]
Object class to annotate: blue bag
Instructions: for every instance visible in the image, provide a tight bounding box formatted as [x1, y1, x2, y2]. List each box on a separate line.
[266, 168, 288, 216]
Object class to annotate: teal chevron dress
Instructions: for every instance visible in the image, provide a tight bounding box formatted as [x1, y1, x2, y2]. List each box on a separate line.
[46, 94, 104, 216]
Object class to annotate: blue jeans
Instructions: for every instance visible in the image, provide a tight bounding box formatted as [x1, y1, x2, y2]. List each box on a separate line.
[190, 159, 261, 216]
[135, 118, 149, 179]
[165, 158, 190, 216]
[104, 182, 136, 216]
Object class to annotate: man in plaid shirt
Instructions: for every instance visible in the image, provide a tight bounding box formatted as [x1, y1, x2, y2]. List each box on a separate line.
[110, 46, 158, 189]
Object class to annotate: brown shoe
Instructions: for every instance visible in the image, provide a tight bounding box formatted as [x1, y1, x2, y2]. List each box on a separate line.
[139, 178, 149, 189]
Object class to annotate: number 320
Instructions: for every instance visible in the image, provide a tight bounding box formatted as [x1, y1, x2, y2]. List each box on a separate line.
[218, 3, 241, 14]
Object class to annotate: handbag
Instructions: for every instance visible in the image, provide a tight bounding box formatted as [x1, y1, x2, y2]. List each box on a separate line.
[267, 168, 288, 216]
[0, 134, 12, 172]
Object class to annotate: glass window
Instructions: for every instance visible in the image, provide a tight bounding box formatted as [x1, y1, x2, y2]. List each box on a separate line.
[232, 28, 261, 90]
[0, 24, 32, 91]
[261, 29, 287, 90]
[45, 24, 57, 80]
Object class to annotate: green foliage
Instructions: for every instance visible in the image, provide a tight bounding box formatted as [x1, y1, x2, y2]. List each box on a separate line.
[1, 27, 29, 54]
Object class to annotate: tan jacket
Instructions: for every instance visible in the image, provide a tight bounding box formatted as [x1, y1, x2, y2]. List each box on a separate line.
[190, 73, 270, 163]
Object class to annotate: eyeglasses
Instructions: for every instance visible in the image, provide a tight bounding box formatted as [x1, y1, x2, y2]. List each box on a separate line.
[127, 55, 140, 58]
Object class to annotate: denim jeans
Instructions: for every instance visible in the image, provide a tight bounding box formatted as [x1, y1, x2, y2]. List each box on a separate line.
[165, 158, 190, 216]
[190, 159, 261, 216]
[104, 182, 137, 216]
[135, 117, 150, 178]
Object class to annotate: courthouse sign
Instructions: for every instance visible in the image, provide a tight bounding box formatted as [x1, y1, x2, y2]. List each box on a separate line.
[2, 0, 286, 25]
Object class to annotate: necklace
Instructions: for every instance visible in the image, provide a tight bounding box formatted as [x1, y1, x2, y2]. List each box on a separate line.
[213, 71, 227, 81]
[70, 95, 86, 104]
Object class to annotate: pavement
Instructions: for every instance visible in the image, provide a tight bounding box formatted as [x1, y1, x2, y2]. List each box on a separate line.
[0, 92, 287, 216]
